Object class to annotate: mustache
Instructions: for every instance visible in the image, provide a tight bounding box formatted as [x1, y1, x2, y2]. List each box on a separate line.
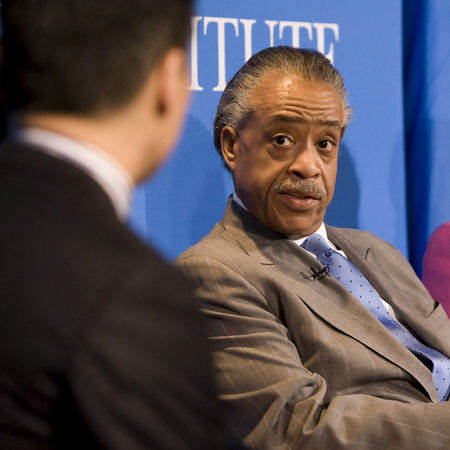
[274, 179, 327, 200]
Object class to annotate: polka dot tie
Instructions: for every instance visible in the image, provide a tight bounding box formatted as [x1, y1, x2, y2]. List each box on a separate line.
[302, 233, 450, 401]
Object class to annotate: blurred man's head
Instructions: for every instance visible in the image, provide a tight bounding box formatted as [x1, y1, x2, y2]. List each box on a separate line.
[215, 47, 351, 238]
[1, 0, 193, 181]
[2, 0, 191, 116]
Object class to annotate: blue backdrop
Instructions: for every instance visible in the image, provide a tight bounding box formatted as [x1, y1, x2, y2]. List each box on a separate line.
[403, 0, 450, 276]
[128, 0, 450, 278]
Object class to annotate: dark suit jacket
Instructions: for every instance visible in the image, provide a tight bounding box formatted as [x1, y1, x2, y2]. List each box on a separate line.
[0, 141, 223, 449]
[422, 221, 450, 314]
[175, 198, 450, 449]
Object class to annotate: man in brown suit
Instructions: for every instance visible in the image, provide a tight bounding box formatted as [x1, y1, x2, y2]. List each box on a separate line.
[175, 46, 450, 449]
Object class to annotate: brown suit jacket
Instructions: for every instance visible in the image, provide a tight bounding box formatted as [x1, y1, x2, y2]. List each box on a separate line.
[175, 198, 450, 449]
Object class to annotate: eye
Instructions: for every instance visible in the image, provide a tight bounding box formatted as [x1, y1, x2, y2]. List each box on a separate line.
[273, 135, 293, 146]
[317, 139, 335, 151]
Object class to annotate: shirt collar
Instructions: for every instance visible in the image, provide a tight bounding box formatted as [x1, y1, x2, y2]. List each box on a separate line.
[17, 127, 134, 221]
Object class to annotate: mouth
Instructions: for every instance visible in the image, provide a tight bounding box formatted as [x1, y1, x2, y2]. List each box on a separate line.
[278, 188, 321, 200]
[278, 192, 318, 210]
[274, 180, 326, 210]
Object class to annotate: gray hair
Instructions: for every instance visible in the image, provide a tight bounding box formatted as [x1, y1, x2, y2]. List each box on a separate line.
[213, 46, 352, 158]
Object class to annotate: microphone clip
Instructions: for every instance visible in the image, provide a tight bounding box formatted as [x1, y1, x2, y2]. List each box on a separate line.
[310, 266, 330, 280]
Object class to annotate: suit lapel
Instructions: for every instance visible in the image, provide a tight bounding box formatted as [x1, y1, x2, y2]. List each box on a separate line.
[330, 225, 450, 359]
[326, 226, 439, 400]
[222, 200, 439, 401]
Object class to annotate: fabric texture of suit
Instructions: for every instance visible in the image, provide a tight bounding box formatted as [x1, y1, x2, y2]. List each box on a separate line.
[422, 221, 450, 315]
[0, 141, 223, 449]
[175, 198, 450, 450]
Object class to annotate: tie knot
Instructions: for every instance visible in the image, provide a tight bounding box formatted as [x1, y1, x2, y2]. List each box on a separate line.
[301, 233, 331, 256]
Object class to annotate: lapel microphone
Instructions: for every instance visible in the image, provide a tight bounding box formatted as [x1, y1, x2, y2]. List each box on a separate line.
[310, 266, 330, 280]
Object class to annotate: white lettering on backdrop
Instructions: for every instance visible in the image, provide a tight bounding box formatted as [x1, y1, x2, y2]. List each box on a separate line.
[189, 16, 339, 91]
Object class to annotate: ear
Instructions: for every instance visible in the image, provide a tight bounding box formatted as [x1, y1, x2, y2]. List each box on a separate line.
[155, 47, 189, 117]
[133, 46, 190, 177]
[220, 126, 238, 172]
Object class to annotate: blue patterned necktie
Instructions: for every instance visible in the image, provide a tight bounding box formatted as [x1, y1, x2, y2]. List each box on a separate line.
[302, 233, 450, 401]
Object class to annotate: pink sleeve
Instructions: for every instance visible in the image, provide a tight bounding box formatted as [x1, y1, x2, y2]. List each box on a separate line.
[422, 222, 450, 314]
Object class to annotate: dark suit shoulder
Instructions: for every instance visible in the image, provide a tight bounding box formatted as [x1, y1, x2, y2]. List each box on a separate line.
[0, 142, 223, 449]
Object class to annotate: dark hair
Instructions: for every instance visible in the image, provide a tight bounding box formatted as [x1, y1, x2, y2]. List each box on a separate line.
[1, 0, 192, 115]
[214, 46, 352, 158]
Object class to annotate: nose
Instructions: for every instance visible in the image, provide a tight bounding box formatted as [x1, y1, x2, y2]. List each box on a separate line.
[288, 142, 320, 179]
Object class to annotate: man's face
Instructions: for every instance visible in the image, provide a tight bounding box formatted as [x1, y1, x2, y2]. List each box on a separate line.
[221, 71, 344, 238]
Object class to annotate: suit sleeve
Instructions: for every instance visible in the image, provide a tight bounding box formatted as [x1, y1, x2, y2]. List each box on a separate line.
[68, 257, 224, 450]
[176, 252, 450, 450]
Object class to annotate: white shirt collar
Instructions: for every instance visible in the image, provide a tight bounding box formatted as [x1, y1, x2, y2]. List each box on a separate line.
[290, 222, 330, 247]
[17, 127, 134, 221]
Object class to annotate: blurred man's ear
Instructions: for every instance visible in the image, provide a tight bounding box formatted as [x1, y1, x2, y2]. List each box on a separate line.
[135, 46, 190, 179]
[153, 47, 190, 139]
